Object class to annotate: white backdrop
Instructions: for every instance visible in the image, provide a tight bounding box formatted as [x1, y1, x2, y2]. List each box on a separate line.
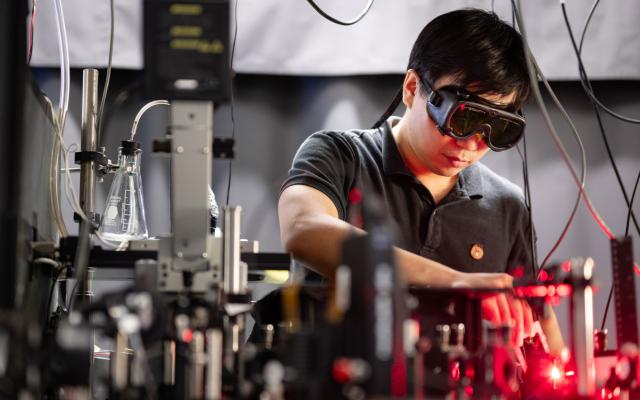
[30, 0, 640, 80]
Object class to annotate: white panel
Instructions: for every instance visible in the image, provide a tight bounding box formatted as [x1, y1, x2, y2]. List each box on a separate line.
[29, 0, 640, 79]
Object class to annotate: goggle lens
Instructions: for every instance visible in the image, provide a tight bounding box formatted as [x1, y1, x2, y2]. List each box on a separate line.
[449, 106, 488, 136]
[490, 117, 524, 149]
[448, 104, 524, 150]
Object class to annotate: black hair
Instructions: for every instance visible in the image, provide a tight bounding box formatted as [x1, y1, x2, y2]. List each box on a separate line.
[373, 9, 530, 128]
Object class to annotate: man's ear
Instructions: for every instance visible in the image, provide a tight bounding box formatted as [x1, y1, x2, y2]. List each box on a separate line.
[402, 70, 420, 109]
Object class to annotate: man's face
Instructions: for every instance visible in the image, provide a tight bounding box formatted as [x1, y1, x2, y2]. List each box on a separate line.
[402, 72, 518, 177]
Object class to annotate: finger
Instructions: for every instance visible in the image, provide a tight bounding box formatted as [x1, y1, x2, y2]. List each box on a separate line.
[495, 294, 513, 328]
[498, 273, 514, 288]
[481, 297, 501, 325]
[509, 297, 525, 347]
[521, 301, 534, 339]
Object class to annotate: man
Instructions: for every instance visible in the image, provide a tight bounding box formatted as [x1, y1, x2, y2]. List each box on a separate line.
[278, 9, 562, 353]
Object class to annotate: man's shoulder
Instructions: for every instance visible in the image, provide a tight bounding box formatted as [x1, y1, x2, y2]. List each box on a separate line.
[307, 127, 382, 147]
[473, 162, 525, 202]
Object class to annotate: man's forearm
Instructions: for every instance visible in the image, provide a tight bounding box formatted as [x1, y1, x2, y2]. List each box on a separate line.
[282, 212, 474, 287]
[279, 186, 511, 289]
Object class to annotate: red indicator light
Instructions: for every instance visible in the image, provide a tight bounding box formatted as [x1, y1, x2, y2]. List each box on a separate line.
[348, 189, 363, 205]
[512, 266, 525, 278]
[538, 269, 549, 282]
[450, 362, 461, 382]
[332, 359, 352, 384]
[181, 329, 193, 343]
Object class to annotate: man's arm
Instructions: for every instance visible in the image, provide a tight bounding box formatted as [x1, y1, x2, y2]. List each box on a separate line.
[279, 184, 512, 288]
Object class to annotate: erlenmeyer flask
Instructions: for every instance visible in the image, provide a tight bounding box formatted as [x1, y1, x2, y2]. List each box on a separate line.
[99, 140, 148, 242]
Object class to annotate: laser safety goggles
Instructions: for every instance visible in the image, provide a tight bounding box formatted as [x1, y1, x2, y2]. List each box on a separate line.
[421, 77, 526, 152]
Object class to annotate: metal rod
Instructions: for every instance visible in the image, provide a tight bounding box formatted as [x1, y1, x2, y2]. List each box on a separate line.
[112, 332, 129, 390]
[205, 329, 223, 400]
[80, 69, 98, 218]
[163, 340, 176, 385]
[223, 206, 243, 294]
[189, 331, 206, 399]
[571, 258, 595, 397]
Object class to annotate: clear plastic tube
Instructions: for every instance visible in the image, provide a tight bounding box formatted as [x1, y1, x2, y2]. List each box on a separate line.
[130, 100, 171, 141]
[53, 0, 65, 113]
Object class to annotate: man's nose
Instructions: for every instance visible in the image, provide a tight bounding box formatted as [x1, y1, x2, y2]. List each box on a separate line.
[455, 132, 485, 150]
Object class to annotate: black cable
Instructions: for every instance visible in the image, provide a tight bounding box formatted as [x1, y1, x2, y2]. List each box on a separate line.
[97, 0, 115, 144]
[305, 0, 374, 26]
[625, 169, 640, 238]
[100, 78, 144, 145]
[68, 220, 92, 311]
[512, 0, 590, 276]
[515, 139, 536, 279]
[371, 88, 402, 129]
[226, 0, 239, 207]
[561, 1, 640, 330]
[601, 281, 614, 331]
[509, 2, 582, 273]
[578, 0, 601, 55]
[562, 2, 640, 235]
[560, 4, 640, 125]
[522, 134, 538, 275]
[600, 167, 637, 331]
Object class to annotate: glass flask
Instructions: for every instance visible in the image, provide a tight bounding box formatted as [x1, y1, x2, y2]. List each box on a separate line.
[99, 141, 148, 242]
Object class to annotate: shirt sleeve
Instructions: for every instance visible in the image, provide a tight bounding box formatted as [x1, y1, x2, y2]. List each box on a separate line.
[281, 131, 357, 220]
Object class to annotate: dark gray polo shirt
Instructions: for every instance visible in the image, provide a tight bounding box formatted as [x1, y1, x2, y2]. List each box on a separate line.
[282, 119, 535, 277]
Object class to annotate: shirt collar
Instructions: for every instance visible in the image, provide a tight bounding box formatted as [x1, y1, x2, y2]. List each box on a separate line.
[381, 117, 414, 177]
[456, 163, 484, 199]
[381, 117, 485, 199]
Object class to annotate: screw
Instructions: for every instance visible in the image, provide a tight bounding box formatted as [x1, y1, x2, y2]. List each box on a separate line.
[202, 252, 208, 258]
[202, 147, 209, 154]
[176, 146, 184, 153]
[176, 251, 183, 258]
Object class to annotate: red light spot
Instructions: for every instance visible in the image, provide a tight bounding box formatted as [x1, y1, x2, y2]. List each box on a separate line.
[561, 260, 572, 272]
[634, 263, 640, 276]
[332, 359, 351, 383]
[450, 362, 461, 382]
[538, 269, 549, 282]
[459, 104, 466, 111]
[464, 386, 474, 397]
[348, 189, 363, 205]
[181, 329, 193, 343]
[512, 266, 525, 278]
[556, 284, 572, 297]
[549, 366, 562, 381]
[533, 286, 548, 297]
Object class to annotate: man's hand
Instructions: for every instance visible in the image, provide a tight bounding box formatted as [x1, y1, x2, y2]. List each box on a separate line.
[453, 272, 535, 347]
[481, 293, 534, 347]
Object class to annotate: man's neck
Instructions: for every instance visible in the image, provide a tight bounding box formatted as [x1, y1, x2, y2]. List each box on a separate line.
[392, 119, 458, 204]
